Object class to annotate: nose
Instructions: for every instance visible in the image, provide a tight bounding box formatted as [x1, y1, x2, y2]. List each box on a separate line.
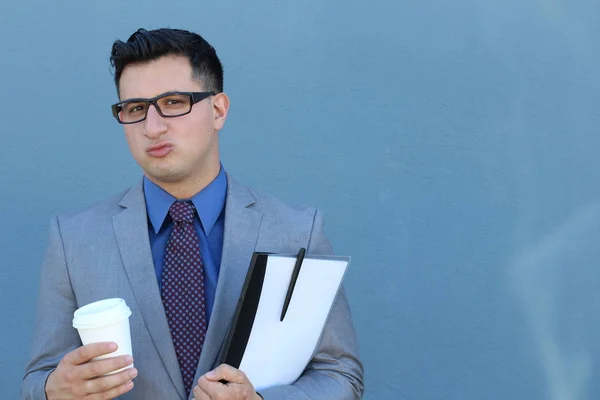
[144, 104, 167, 139]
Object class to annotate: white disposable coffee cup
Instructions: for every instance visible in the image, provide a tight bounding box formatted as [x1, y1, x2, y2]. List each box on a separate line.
[72, 298, 133, 375]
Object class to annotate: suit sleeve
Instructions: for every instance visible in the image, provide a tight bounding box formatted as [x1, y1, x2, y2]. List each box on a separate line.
[259, 209, 365, 400]
[21, 216, 81, 400]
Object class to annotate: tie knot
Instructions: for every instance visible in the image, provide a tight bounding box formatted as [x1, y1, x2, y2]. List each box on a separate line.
[169, 201, 196, 224]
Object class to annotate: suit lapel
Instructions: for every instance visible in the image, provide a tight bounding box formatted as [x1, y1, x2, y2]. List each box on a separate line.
[113, 181, 186, 400]
[191, 176, 262, 395]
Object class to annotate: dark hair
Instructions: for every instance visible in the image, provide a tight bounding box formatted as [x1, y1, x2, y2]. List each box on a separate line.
[110, 28, 223, 95]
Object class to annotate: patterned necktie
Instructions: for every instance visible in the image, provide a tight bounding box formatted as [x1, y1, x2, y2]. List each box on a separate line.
[161, 201, 208, 396]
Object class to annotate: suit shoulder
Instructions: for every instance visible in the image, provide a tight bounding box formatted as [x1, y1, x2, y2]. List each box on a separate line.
[55, 187, 131, 228]
[247, 185, 319, 221]
[237, 182, 333, 254]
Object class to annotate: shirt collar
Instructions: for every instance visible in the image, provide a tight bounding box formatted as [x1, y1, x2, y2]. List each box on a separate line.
[143, 166, 227, 235]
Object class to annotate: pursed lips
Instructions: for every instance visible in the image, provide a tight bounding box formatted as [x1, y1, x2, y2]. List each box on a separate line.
[146, 142, 174, 157]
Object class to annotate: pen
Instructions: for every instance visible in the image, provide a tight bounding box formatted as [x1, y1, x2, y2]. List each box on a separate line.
[280, 247, 306, 322]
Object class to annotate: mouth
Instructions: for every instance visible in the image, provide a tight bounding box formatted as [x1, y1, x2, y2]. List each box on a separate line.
[146, 142, 174, 158]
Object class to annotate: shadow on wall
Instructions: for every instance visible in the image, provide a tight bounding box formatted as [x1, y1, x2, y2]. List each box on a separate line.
[509, 202, 600, 400]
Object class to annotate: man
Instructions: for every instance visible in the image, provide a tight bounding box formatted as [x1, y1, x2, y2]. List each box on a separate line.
[22, 28, 363, 400]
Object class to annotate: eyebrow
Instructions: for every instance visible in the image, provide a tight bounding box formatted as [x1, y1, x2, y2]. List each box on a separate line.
[120, 90, 188, 102]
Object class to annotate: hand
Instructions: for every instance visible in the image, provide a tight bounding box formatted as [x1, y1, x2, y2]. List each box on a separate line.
[193, 364, 262, 400]
[45, 342, 137, 400]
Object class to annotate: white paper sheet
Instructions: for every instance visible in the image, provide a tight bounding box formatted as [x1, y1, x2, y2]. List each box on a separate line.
[238, 254, 350, 391]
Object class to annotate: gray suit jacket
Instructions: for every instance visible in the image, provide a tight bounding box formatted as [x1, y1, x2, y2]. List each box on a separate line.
[22, 176, 364, 399]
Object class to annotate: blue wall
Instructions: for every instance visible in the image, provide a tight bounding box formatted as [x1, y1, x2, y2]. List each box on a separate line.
[2, 1, 600, 399]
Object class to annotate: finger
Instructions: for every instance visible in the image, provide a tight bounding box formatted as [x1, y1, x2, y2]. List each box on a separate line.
[192, 383, 211, 400]
[79, 355, 134, 380]
[83, 366, 138, 394]
[63, 342, 118, 365]
[90, 378, 135, 399]
[205, 364, 246, 383]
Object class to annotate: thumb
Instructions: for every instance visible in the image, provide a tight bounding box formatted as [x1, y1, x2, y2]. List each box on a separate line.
[205, 364, 227, 381]
[205, 364, 243, 382]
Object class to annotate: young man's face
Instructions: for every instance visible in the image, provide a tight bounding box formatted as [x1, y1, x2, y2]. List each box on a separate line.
[118, 55, 228, 195]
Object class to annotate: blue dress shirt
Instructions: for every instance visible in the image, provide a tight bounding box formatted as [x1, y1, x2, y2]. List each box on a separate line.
[143, 168, 227, 323]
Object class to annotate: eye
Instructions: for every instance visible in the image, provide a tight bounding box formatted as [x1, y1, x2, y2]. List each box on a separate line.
[166, 98, 182, 105]
[126, 103, 147, 114]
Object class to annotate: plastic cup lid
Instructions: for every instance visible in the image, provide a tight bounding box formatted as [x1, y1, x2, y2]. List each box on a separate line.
[72, 298, 132, 330]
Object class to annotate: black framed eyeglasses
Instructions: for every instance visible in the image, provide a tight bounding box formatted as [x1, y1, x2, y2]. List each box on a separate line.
[111, 91, 216, 124]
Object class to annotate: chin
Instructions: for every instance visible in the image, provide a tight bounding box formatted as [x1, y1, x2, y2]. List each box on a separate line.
[142, 165, 180, 183]
[149, 173, 186, 185]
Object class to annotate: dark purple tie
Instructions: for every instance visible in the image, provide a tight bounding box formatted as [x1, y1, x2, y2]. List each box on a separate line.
[161, 201, 208, 396]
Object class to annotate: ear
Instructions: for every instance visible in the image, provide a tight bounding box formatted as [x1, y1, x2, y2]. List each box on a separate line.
[212, 92, 230, 131]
